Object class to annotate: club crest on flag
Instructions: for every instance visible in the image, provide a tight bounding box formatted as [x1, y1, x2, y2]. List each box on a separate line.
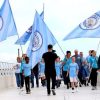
[79, 14, 100, 30]
[0, 16, 3, 30]
[32, 31, 43, 52]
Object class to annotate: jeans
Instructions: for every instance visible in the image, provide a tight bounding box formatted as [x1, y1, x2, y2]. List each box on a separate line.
[15, 73, 21, 87]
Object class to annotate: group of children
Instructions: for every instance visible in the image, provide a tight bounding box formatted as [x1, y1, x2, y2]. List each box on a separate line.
[14, 55, 31, 94]
[39, 55, 90, 93]
[14, 49, 99, 94]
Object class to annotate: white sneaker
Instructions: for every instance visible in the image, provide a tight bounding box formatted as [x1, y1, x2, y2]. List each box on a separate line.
[17, 87, 20, 89]
[20, 87, 24, 91]
[72, 88, 75, 93]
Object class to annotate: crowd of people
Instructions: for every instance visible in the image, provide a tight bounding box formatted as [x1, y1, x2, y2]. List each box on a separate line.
[14, 44, 100, 95]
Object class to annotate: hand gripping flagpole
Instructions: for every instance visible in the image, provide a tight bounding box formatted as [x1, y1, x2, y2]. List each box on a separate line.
[18, 48, 20, 57]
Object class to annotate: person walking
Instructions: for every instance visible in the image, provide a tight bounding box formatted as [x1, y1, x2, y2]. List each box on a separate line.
[89, 50, 99, 90]
[14, 57, 21, 88]
[23, 56, 31, 94]
[55, 56, 62, 88]
[20, 54, 27, 88]
[39, 59, 46, 87]
[42, 44, 58, 96]
[68, 57, 79, 93]
[62, 51, 72, 89]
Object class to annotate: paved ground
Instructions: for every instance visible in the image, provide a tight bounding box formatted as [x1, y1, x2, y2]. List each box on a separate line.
[0, 84, 100, 100]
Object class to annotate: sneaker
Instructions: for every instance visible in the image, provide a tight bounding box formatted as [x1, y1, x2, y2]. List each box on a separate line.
[67, 85, 69, 89]
[72, 88, 75, 93]
[31, 85, 34, 88]
[87, 83, 89, 86]
[79, 84, 82, 87]
[37, 84, 39, 88]
[27, 92, 30, 94]
[20, 87, 24, 91]
[17, 87, 20, 89]
[47, 90, 51, 96]
[92, 86, 95, 90]
[31, 86, 34, 88]
[26, 91, 31, 94]
[47, 93, 51, 96]
[52, 90, 56, 95]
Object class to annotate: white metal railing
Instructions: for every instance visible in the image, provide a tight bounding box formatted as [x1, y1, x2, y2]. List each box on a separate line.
[0, 61, 16, 91]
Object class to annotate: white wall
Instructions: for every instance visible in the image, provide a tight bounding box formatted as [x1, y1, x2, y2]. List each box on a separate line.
[0, 62, 16, 91]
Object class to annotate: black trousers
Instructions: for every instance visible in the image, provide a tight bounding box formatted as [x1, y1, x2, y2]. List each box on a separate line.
[62, 71, 70, 85]
[31, 72, 39, 87]
[45, 70, 56, 94]
[90, 68, 98, 87]
[20, 73, 24, 87]
[78, 69, 83, 85]
[25, 76, 30, 92]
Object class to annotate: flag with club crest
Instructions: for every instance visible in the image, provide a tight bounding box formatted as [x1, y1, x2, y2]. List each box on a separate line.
[15, 11, 44, 45]
[27, 11, 56, 68]
[63, 11, 100, 40]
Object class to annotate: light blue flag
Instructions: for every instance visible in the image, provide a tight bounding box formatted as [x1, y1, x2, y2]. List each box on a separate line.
[27, 11, 56, 68]
[15, 26, 32, 45]
[15, 11, 44, 45]
[63, 11, 100, 40]
[0, 0, 17, 42]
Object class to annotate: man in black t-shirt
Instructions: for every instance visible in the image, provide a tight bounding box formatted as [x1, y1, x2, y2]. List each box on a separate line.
[42, 44, 57, 96]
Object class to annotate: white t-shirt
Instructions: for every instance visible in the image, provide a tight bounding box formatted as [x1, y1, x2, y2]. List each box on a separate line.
[15, 63, 21, 73]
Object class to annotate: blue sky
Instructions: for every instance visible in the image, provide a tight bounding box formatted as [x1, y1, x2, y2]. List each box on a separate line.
[0, 0, 100, 62]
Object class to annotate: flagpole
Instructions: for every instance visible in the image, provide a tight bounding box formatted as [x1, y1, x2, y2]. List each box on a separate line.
[52, 34, 65, 56]
[17, 34, 23, 55]
[18, 48, 20, 57]
[43, 3, 44, 20]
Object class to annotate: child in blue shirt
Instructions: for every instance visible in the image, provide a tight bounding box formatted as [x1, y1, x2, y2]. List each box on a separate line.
[39, 59, 46, 86]
[23, 56, 31, 94]
[68, 57, 79, 93]
[20, 54, 27, 88]
[55, 56, 62, 88]
[62, 51, 72, 89]
[82, 60, 90, 86]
